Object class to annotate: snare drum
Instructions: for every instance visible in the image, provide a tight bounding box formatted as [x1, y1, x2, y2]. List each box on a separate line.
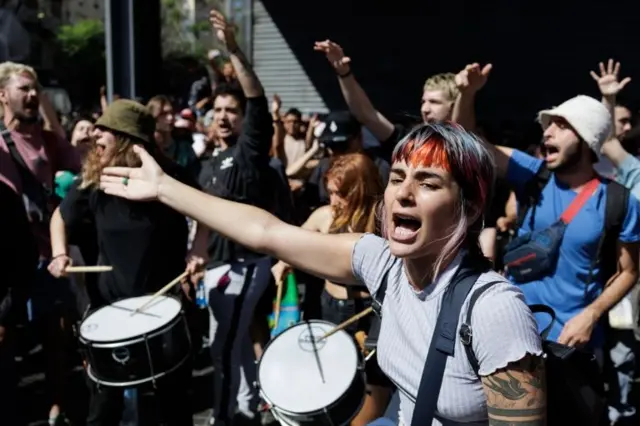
[257, 320, 365, 426]
[79, 295, 191, 387]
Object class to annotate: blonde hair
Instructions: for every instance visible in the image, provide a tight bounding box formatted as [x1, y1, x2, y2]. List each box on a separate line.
[0, 62, 38, 88]
[0, 62, 39, 116]
[79, 134, 142, 189]
[423, 73, 459, 102]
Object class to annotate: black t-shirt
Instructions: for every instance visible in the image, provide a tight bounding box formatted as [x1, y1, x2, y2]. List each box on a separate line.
[268, 156, 295, 224]
[306, 150, 390, 208]
[59, 163, 196, 306]
[197, 96, 274, 268]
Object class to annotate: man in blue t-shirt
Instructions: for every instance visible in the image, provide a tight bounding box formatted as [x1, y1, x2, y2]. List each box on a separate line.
[488, 94, 640, 349]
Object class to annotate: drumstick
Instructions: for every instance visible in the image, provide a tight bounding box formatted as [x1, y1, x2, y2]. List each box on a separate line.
[273, 278, 284, 328]
[66, 266, 113, 273]
[318, 306, 374, 341]
[131, 270, 189, 316]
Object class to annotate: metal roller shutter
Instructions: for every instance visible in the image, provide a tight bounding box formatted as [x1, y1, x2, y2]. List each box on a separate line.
[251, 0, 327, 114]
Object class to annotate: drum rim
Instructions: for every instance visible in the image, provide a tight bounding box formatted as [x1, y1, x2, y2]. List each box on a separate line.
[256, 319, 362, 415]
[85, 350, 191, 387]
[261, 371, 366, 421]
[79, 295, 185, 345]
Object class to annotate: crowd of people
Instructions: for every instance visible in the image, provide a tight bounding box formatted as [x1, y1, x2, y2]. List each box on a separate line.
[1, 6, 640, 426]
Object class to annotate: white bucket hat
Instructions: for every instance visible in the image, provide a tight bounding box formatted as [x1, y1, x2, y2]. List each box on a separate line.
[538, 95, 611, 155]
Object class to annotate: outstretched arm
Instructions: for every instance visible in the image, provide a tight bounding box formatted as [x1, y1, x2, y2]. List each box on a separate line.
[100, 146, 360, 285]
[210, 10, 263, 98]
[314, 40, 395, 142]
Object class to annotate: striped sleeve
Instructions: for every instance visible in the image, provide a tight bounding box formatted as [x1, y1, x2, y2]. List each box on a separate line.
[350, 233, 393, 295]
[469, 279, 544, 376]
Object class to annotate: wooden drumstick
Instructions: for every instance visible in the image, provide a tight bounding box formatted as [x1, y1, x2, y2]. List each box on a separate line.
[131, 270, 189, 316]
[318, 306, 374, 341]
[273, 278, 284, 329]
[66, 266, 113, 273]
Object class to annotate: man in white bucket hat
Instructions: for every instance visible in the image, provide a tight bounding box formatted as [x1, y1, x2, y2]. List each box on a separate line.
[485, 91, 640, 358]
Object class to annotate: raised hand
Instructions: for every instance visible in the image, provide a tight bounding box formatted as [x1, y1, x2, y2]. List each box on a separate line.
[455, 63, 493, 94]
[590, 59, 631, 97]
[314, 40, 351, 75]
[272, 94, 282, 115]
[209, 10, 237, 49]
[99, 145, 164, 201]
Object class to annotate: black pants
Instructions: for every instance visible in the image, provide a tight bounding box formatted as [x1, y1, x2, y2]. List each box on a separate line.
[86, 361, 193, 426]
[0, 323, 19, 425]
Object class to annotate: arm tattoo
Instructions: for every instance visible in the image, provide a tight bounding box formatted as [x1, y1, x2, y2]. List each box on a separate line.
[228, 46, 263, 97]
[482, 355, 546, 426]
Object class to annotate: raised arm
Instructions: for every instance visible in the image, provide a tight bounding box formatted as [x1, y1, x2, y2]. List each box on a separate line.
[101, 146, 360, 284]
[451, 62, 492, 132]
[314, 40, 394, 142]
[210, 10, 262, 98]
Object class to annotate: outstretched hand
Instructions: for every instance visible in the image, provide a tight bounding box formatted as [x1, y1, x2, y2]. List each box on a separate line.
[99, 145, 164, 201]
[455, 63, 493, 94]
[590, 59, 631, 97]
[209, 9, 237, 49]
[314, 40, 351, 75]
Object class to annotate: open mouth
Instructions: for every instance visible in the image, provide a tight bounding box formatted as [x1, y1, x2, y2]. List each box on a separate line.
[542, 144, 559, 162]
[95, 143, 105, 156]
[217, 121, 232, 135]
[391, 213, 422, 243]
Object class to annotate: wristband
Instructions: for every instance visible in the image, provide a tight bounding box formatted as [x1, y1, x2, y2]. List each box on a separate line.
[52, 253, 68, 260]
[337, 69, 353, 79]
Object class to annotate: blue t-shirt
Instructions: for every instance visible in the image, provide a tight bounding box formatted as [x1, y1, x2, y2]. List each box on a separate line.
[507, 149, 640, 346]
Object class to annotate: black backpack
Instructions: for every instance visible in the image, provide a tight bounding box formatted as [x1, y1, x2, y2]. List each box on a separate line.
[464, 282, 607, 426]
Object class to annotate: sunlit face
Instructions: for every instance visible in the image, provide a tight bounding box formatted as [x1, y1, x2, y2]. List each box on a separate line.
[0, 72, 40, 123]
[540, 117, 584, 171]
[92, 127, 118, 166]
[222, 62, 235, 79]
[326, 178, 347, 212]
[71, 119, 94, 158]
[156, 103, 174, 133]
[614, 106, 632, 138]
[420, 90, 453, 123]
[283, 113, 301, 136]
[384, 162, 459, 259]
[213, 94, 243, 140]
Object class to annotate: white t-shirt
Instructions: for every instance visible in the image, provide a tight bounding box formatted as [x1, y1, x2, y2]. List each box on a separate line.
[351, 234, 543, 425]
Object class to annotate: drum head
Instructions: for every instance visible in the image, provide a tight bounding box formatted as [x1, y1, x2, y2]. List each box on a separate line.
[80, 296, 181, 343]
[258, 320, 359, 415]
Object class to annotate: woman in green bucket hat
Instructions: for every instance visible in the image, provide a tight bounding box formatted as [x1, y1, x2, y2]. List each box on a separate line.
[48, 99, 200, 426]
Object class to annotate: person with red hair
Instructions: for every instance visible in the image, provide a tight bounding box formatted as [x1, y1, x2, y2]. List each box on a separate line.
[99, 122, 546, 426]
[273, 153, 391, 425]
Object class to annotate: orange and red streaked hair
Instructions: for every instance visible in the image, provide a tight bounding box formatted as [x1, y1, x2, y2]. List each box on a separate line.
[324, 153, 383, 234]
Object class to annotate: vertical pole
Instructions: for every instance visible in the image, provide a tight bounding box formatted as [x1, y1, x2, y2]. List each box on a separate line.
[104, 0, 114, 103]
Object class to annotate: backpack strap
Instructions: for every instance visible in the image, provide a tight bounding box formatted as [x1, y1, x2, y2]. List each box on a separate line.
[371, 268, 390, 317]
[462, 282, 556, 375]
[410, 264, 485, 426]
[587, 180, 629, 286]
[516, 164, 551, 230]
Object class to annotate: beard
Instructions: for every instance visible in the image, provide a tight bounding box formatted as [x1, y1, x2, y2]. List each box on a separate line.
[547, 143, 583, 173]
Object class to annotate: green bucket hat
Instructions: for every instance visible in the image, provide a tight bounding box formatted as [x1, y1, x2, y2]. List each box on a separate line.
[95, 99, 156, 143]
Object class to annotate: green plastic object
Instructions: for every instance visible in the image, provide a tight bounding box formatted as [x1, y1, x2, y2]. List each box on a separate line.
[268, 271, 300, 337]
[54, 171, 76, 199]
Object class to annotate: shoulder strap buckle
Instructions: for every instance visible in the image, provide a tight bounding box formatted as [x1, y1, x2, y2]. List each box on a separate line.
[459, 323, 473, 346]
